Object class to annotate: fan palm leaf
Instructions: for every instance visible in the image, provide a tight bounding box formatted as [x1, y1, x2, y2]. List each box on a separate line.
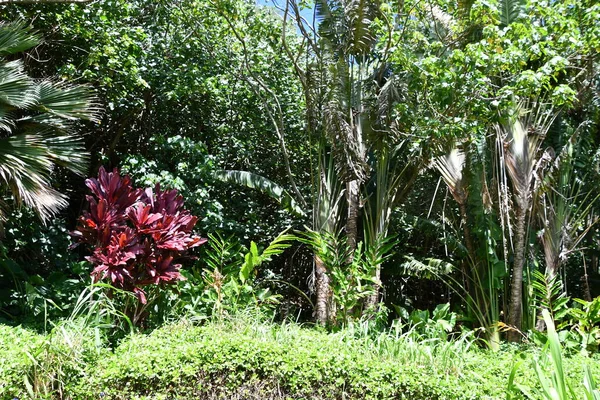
[0, 21, 98, 221]
[0, 20, 39, 55]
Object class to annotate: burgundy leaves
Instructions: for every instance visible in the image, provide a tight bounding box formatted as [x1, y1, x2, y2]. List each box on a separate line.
[73, 167, 206, 303]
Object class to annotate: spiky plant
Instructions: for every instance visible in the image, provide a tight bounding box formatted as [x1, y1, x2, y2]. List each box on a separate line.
[433, 147, 476, 288]
[534, 130, 599, 280]
[0, 21, 98, 221]
[498, 102, 555, 341]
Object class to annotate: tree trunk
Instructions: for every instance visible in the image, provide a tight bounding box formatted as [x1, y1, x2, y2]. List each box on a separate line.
[364, 263, 381, 310]
[314, 255, 330, 325]
[507, 206, 527, 342]
[458, 202, 475, 297]
[345, 179, 360, 253]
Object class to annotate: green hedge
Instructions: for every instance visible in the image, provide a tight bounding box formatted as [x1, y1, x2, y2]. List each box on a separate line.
[1, 321, 599, 399]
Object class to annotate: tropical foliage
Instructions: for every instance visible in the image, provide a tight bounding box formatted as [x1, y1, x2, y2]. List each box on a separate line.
[72, 167, 206, 304]
[0, 0, 600, 397]
[0, 20, 97, 221]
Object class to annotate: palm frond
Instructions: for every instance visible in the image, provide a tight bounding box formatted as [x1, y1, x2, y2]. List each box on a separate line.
[498, 0, 525, 27]
[316, 0, 381, 58]
[0, 105, 15, 132]
[36, 81, 100, 122]
[429, 4, 455, 36]
[0, 60, 36, 109]
[0, 20, 40, 56]
[213, 169, 305, 217]
[315, 150, 345, 233]
[401, 255, 454, 279]
[323, 102, 367, 183]
[535, 129, 600, 277]
[345, 0, 381, 57]
[531, 269, 569, 323]
[0, 19, 95, 222]
[29, 127, 89, 176]
[297, 227, 350, 270]
[315, 0, 342, 50]
[0, 133, 71, 221]
[376, 73, 403, 122]
[498, 102, 555, 210]
[433, 147, 467, 205]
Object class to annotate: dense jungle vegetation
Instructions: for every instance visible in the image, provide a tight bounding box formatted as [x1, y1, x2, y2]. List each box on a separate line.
[0, 0, 600, 398]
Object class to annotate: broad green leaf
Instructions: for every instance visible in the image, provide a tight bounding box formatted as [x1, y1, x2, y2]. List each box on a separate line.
[213, 170, 305, 216]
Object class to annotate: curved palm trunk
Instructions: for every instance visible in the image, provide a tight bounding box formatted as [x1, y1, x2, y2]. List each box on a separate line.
[507, 206, 527, 342]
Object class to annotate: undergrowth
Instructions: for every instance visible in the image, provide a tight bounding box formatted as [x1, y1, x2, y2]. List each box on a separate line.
[1, 314, 599, 399]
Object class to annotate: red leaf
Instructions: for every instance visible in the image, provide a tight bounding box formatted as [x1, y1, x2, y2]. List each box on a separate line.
[72, 166, 207, 304]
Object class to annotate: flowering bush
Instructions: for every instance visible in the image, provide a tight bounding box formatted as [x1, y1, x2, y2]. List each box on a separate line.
[72, 167, 206, 303]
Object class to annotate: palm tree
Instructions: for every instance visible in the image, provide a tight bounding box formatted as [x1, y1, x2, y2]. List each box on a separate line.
[283, 0, 423, 318]
[497, 103, 554, 341]
[0, 21, 97, 222]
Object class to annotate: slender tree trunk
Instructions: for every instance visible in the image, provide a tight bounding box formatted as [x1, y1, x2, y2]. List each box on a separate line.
[458, 202, 475, 297]
[582, 257, 592, 302]
[314, 255, 330, 324]
[346, 179, 360, 252]
[507, 206, 527, 342]
[365, 263, 381, 310]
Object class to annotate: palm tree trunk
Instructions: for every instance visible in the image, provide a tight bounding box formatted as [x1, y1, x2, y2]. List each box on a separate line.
[314, 255, 330, 324]
[365, 263, 381, 310]
[346, 179, 360, 252]
[458, 202, 475, 296]
[507, 206, 527, 342]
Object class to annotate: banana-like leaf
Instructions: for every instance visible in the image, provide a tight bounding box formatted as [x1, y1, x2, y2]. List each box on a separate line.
[213, 169, 305, 216]
[240, 241, 259, 283]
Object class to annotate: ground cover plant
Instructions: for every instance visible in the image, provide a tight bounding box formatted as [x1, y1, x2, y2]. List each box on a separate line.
[0, 0, 600, 399]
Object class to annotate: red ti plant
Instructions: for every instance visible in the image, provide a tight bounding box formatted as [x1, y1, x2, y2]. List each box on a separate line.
[72, 167, 206, 303]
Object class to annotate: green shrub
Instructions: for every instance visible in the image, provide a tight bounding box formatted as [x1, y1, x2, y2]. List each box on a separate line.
[1, 319, 599, 399]
[71, 320, 600, 400]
